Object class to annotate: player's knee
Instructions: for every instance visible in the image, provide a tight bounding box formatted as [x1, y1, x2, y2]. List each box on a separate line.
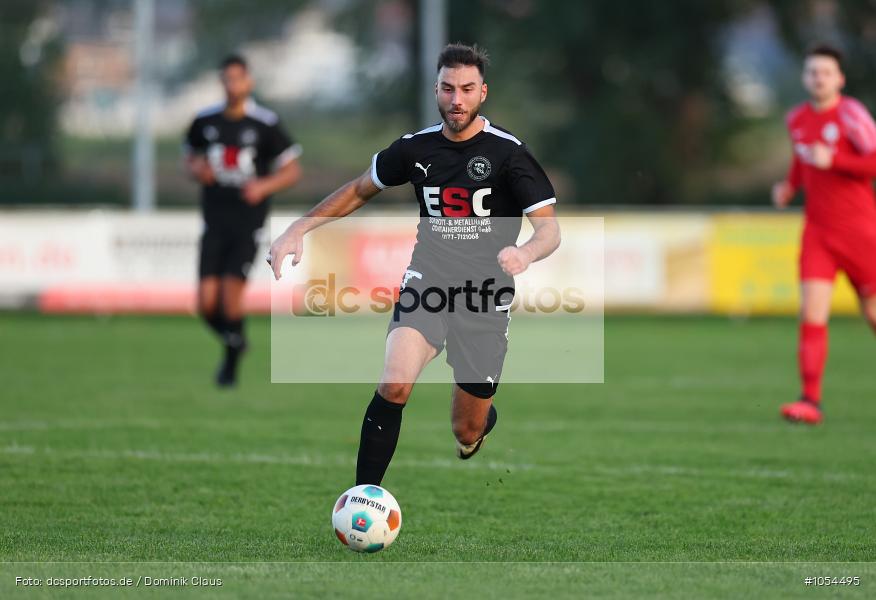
[376, 382, 412, 405]
[800, 298, 831, 325]
[198, 297, 219, 319]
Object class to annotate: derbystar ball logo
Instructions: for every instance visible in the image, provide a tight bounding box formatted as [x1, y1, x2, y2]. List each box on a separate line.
[423, 186, 492, 217]
[350, 496, 387, 512]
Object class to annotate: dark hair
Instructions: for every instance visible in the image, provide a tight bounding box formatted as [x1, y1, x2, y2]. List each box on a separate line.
[220, 54, 248, 71]
[806, 44, 843, 69]
[437, 43, 489, 77]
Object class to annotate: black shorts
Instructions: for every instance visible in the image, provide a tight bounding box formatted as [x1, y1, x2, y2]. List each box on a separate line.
[387, 268, 511, 399]
[199, 222, 261, 280]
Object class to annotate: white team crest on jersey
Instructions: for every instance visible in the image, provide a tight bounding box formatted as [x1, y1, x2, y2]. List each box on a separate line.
[467, 156, 491, 181]
[414, 162, 431, 177]
[822, 122, 840, 144]
[206, 144, 256, 186]
[203, 125, 219, 141]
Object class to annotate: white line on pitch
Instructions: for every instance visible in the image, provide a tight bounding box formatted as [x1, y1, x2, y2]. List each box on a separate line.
[0, 444, 536, 472]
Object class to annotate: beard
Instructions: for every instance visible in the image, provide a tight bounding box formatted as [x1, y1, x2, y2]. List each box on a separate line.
[439, 103, 481, 133]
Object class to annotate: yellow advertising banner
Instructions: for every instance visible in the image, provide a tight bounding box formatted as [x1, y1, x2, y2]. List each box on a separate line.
[707, 214, 859, 315]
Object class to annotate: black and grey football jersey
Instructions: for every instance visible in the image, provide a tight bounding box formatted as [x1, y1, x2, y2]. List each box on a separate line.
[184, 99, 301, 228]
[371, 116, 556, 284]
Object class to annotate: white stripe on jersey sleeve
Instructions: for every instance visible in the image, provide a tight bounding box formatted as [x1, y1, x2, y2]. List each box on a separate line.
[523, 197, 557, 213]
[482, 117, 523, 145]
[273, 144, 303, 169]
[840, 98, 876, 154]
[243, 99, 280, 126]
[402, 123, 443, 139]
[370, 152, 387, 189]
[195, 102, 225, 119]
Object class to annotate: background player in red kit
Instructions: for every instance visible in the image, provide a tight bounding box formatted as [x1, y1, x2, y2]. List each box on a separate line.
[185, 55, 302, 386]
[772, 45, 876, 424]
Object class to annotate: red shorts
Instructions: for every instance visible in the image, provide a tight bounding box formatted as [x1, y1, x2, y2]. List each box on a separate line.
[800, 223, 876, 298]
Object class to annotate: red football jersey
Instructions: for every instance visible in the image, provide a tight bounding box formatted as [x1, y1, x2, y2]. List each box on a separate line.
[785, 95, 876, 232]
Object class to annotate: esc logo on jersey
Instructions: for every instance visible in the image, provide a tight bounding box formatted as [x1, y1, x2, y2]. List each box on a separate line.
[423, 186, 492, 217]
[207, 143, 256, 186]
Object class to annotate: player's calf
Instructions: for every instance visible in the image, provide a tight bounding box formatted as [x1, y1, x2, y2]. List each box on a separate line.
[452, 413, 487, 446]
[451, 382, 499, 460]
[455, 404, 498, 460]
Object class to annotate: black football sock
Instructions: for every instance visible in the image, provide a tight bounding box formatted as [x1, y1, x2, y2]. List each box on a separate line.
[356, 391, 405, 485]
[222, 318, 246, 353]
[204, 312, 226, 338]
[216, 318, 246, 386]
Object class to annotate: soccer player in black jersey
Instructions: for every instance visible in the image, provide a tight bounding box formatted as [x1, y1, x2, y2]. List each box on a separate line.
[184, 55, 302, 387]
[269, 44, 560, 484]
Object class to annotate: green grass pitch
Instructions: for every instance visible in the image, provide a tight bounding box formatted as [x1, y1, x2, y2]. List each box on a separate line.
[0, 314, 874, 598]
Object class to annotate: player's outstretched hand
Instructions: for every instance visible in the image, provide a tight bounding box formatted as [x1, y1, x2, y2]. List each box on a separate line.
[267, 225, 304, 280]
[771, 181, 794, 209]
[497, 246, 532, 276]
[242, 179, 267, 205]
[807, 142, 834, 170]
[190, 156, 216, 186]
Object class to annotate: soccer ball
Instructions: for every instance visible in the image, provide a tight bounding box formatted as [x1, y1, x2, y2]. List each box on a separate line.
[332, 484, 402, 553]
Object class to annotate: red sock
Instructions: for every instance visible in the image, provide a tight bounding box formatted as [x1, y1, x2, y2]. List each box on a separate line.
[799, 323, 828, 403]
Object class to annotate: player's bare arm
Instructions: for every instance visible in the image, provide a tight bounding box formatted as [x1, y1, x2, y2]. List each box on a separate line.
[269, 168, 381, 278]
[803, 141, 876, 177]
[803, 142, 834, 170]
[184, 153, 216, 186]
[242, 158, 302, 205]
[497, 204, 560, 276]
[773, 141, 803, 209]
[772, 180, 795, 209]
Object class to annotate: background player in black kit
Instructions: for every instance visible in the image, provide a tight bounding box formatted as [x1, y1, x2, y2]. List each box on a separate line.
[269, 44, 560, 484]
[184, 55, 302, 386]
